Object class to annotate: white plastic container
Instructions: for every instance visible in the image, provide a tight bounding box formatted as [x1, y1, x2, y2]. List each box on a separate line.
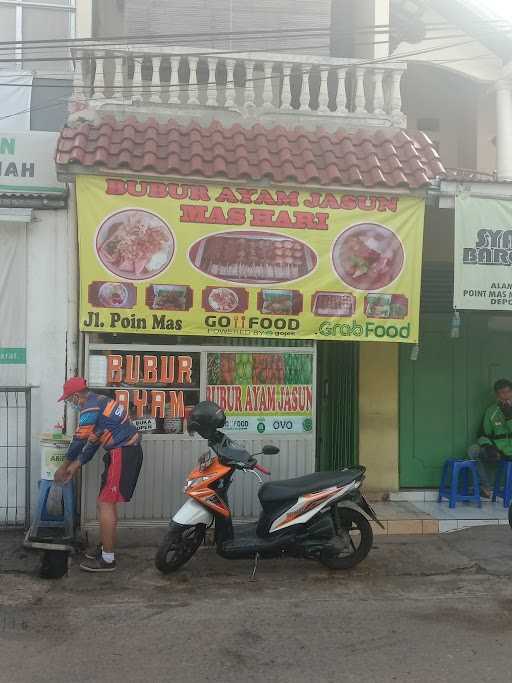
[40, 433, 71, 481]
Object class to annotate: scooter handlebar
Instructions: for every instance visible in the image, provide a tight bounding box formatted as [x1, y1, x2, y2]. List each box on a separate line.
[254, 463, 271, 476]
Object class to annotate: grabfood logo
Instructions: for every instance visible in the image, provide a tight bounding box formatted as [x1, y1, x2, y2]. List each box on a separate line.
[319, 320, 410, 339]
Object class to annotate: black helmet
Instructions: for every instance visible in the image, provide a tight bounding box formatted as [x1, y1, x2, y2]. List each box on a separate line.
[187, 401, 226, 439]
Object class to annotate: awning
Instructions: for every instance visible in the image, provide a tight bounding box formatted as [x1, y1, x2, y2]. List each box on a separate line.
[56, 116, 446, 190]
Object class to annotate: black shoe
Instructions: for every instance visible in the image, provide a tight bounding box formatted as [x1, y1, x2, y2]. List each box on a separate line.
[84, 544, 102, 561]
[79, 557, 116, 573]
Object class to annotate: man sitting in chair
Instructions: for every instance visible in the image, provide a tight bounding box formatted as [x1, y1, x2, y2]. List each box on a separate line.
[469, 378, 512, 498]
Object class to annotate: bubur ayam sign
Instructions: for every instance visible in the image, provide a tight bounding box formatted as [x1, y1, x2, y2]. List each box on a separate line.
[77, 176, 425, 342]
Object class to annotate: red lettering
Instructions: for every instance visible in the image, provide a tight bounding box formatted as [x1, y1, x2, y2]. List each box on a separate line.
[319, 193, 340, 209]
[265, 386, 276, 411]
[143, 355, 158, 383]
[253, 189, 276, 206]
[189, 185, 211, 201]
[177, 356, 193, 384]
[245, 386, 255, 412]
[315, 213, 329, 230]
[250, 208, 275, 227]
[292, 211, 315, 229]
[133, 389, 148, 418]
[274, 210, 295, 229]
[305, 386, 313, 411]
[377, 196, 398, 212]
[126, 180, 148, 197]
[281, 386, 292, 412]
[168, 391, 185, 418]
[209, 206, 230, 225]
[227, 208, 246, 225]
[114, 390, 129, 413]
[125, 355, 141, 384]
[358, 195, 377, 211]
[215, 187, 239, 203]
[168, 184, 189, 200]
[180, 205, 208, 223]
[234, 385, 243, 412]
[236, 188, 258, 203]
[340, 194, 357, 210]
[147, 182, 167, 198]
[160, 356, 175, 384]
[304, 191, 321, 208]
[275, 191, 299, 206]
[151, 390, 166, 418]
[105, 178, 127, 196]
[107, 354, 123, 384]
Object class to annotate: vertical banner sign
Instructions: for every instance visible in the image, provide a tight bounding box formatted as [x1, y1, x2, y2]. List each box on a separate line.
[455, 195, 512, 310]
[77, 176, 425, 342]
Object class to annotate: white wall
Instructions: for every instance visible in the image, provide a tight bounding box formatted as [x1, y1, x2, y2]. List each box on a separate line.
[75, 0, 93, 39]
[394, 7, 502, 83]
[26, 208, 71, 509]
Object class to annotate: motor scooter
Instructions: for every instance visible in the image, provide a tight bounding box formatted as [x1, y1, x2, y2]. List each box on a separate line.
[155, 429, 382, 574]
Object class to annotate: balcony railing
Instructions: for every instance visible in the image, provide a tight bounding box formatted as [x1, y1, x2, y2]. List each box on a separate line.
[71, 46, 406, 126]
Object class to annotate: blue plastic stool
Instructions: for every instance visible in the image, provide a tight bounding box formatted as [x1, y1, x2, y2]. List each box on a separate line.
[28, 480, 75, 540]
[492, 460, 512, 507]
[438, 459, 482, 508]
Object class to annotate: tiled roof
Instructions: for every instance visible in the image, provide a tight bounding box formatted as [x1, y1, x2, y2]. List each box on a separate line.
[56, 116, 445, 189]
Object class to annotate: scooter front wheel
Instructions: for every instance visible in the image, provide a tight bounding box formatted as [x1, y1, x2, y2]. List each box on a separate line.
[319, 507, 373, 570]
[155, 522, 205, 574]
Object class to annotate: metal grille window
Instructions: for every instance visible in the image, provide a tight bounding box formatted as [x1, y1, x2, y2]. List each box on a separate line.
[0, 388, 31, 528]
[0, 0, 75, 72]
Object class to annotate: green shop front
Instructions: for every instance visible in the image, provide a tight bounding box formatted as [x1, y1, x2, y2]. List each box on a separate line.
[399, 185, 512, 489]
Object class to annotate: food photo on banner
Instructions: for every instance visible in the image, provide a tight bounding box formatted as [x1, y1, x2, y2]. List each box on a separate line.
[454, 195, 512, 311]
[76, 176, 425, 343]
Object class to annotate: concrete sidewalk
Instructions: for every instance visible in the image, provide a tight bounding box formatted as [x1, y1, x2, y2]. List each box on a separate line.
[369, 490, 510, 536]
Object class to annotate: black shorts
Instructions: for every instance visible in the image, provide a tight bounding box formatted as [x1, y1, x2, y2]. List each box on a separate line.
[98, 444, 143, 503]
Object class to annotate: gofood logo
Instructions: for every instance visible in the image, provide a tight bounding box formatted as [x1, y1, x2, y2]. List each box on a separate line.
[319, 320, 411, 339]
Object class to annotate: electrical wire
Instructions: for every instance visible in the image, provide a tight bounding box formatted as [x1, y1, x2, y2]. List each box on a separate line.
[0, 16, 510, 55]
[0, 33, 495, 123]
[0, 26, 507, 67]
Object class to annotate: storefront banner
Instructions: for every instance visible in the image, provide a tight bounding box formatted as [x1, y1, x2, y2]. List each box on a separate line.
[455, 195, 512, 310]
[0, 130, 65, 194]
[87, 348, 314, 435]
[206, 352, 313, 434]
[77, 176, 425, 342]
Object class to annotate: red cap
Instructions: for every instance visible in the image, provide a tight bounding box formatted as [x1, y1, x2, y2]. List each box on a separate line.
[58, 377, 88, 402]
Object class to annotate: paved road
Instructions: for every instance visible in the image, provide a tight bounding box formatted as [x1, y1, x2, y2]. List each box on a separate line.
[2, 526, 512, 682]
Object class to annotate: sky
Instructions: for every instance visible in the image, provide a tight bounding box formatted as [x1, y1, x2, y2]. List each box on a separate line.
[473, 0, 512, 20]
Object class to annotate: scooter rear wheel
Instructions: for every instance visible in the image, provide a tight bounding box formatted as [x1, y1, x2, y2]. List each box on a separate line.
[319, 507, 373, 570]
[155, 522, 205, 574]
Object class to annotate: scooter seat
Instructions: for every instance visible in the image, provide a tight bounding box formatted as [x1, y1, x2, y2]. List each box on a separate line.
[258, 468, 363, 507]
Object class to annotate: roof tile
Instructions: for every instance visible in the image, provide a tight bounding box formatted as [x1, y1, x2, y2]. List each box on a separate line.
[56, 117, 445, 189]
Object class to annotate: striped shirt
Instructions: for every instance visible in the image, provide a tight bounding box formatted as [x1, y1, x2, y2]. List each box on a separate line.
[66, 393, 141, 465]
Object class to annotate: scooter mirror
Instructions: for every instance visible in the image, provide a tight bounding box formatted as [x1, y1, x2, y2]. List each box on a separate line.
[262, 445, 280, 455]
